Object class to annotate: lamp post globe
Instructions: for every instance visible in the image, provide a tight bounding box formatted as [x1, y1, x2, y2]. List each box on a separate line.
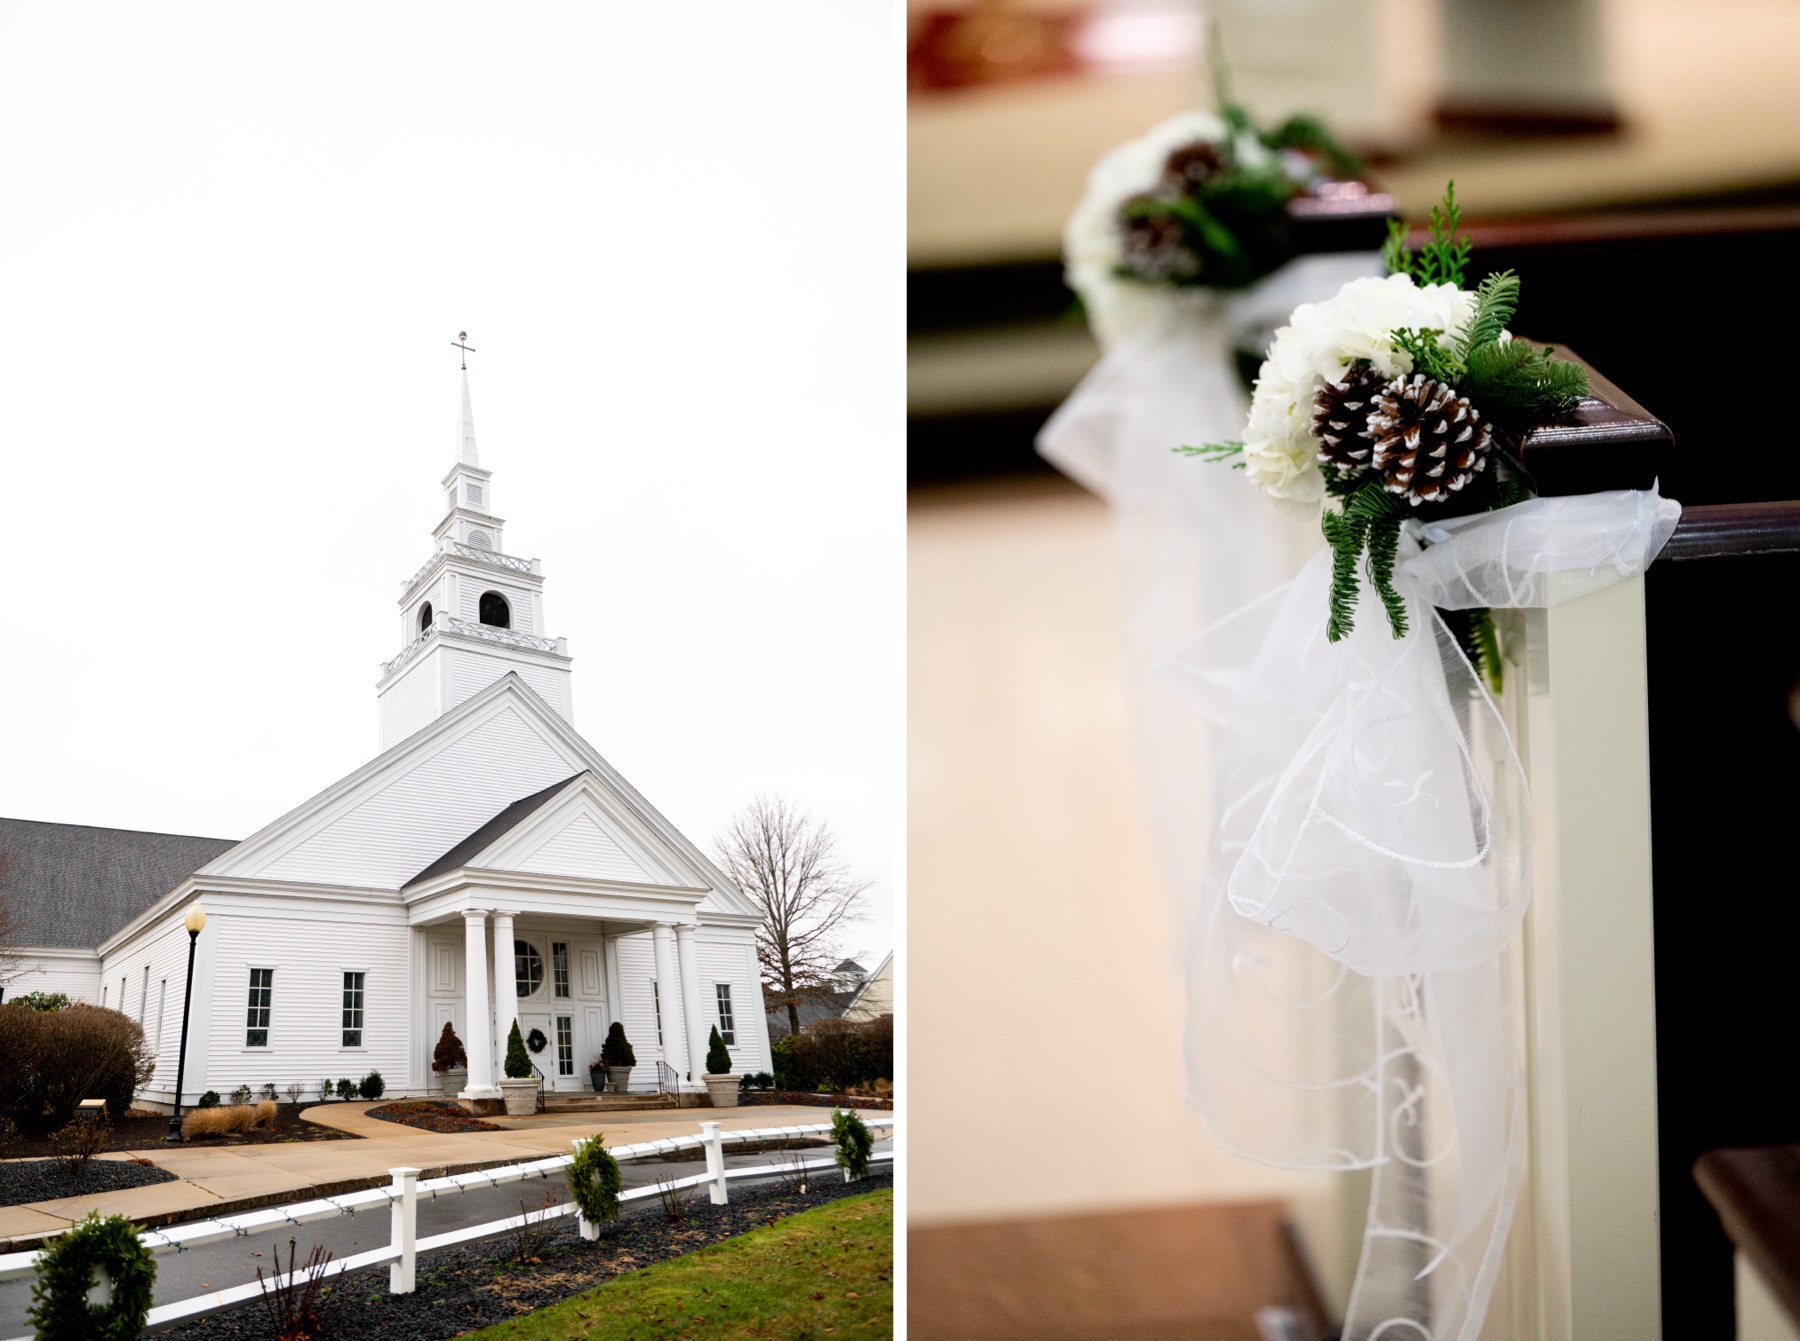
[165, 901, 207, 1143]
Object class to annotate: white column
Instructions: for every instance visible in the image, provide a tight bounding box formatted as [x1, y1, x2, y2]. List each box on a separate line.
[651, 922, 689, 1084]
[492, 910, 520, 1072]
[675, 923, 711, 1081]
[460, 909, 499, 1098]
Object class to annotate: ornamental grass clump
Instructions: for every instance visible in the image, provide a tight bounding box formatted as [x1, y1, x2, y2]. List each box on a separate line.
[182, 1104, 255, 1139]
[27, 1212, 155, 1341]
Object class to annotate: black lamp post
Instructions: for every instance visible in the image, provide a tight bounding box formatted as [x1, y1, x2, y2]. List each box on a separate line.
[164, 902, 207, 1143]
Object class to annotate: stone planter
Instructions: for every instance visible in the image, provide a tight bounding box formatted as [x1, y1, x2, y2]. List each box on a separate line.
[606, 1066, 633, 1094]
[437, 1068, 467, 1097]
[498, 1078, 538, 1116]
[703, 1073, 742, 1108]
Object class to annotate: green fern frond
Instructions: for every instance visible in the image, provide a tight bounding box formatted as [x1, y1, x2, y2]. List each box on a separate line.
[1176, 441, 1245, 461]
[1457, 270, 1519, 357]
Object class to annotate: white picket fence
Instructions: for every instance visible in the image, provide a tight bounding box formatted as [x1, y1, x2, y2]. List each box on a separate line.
[0, 1115, 895, 1336]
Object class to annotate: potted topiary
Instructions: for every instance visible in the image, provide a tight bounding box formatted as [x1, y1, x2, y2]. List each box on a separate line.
[599, 1022, 635, 1094]
[498, 1022, 538, 1116]
[432, 1021, 468, 1096]
[701, 1026, 740, 1108]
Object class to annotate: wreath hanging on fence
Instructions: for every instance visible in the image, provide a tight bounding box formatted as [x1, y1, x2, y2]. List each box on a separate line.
[831, 1108, 873, 1181]
[526, 1028, 548, 1054]
[568, 1133, 623, 1225]
[28, 1212, 156, 1341]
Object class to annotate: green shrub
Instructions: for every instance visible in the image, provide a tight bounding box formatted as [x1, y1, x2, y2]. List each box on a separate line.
[432, 1022, 467, 1072]
[599, 1022, 635, 1068]
[770, 1034, 804, 1091]
[197, 1091, 220, 1108]
[259, 1083, 277, 1101]
[504, 1022, 532, 1079]
[791, 1017, 892, 1093]
[334, 1078, 357, 1100]
[705, 1026, 731, 1076]
[0, 1003, 155, 1134]
[358, 1071, 385, 1100]
[831, 1108, 873, 1181]
[27, 1212, 155, 1340]
[10, 991, 70, 1013]
[568, 1133, 623, 1225]
[229, 1085, 252, 1105]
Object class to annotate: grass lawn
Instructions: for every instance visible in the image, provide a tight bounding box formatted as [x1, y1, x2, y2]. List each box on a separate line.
[460, 1188, 892, 1340]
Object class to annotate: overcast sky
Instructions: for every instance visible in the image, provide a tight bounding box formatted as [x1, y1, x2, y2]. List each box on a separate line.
[0, 4, 900, 958]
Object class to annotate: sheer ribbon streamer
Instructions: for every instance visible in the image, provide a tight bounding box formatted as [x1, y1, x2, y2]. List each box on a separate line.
[1167, 490, 1679, 1340]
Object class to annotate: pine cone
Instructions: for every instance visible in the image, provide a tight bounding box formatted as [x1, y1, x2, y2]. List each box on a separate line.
[1366, 373, 1493, 504]
[1310, 364, 1390, 472]
[1116, 197, 1199, 281]
[1162, 141, 1227, 195]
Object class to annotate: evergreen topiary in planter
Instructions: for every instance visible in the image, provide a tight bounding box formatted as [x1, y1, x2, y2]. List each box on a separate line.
[598, 1022, 635, 1094]
[702, 1025, 740, 1108]
[498, 1022, 537, 1115]
[432, 1022, 468, 1096]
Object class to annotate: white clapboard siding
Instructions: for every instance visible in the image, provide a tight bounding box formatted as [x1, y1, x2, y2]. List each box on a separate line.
[458, 579, 534, 631]
[507, 813, 650, 883]
[378, 656, 440, 749]
[449, 650, 567, 723]
[13, 948, 102, 1007]
[613, 932, 667, 1074]
[255, 705, 580, 887]
[699, 935, 771, 1074]
[203, 911, 412, 1097]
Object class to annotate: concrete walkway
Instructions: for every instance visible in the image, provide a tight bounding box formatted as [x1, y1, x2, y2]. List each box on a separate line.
[0, 1101, 868, 1245]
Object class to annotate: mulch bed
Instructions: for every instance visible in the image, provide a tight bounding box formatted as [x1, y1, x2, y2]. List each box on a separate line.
[0, 1158, 178, 1209]
[741, 1090, 894, 1111]
[161, 1170, 893, 1341]
[366, 1101, 503, 1135]
[2, 1107, 357, 1159]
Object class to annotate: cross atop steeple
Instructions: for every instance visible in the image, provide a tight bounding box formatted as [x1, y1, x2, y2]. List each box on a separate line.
[451, 330, 476, 370]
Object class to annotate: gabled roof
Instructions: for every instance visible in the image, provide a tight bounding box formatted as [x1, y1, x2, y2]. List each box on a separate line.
[0, 817, 237, 949]
[405, 773, 585, 888]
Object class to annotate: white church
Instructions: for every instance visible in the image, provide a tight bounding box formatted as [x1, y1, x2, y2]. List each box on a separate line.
[0, 373, 773, 1106]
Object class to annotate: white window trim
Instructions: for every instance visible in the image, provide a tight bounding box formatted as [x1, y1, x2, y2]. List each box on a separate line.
[651, 980, 663, 1045]
[551, 941, 571, 1000]
[245, 966, 275, 1050]
[715, 982, 736, 1046]
[340, 967, 369, 1051]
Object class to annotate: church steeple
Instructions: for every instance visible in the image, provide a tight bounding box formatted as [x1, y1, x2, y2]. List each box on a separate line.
[374, 360, 574, 748]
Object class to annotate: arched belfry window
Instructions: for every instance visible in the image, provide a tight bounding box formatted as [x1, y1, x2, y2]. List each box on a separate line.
[479, 591, 511, 629]
[418, 602, 433, 633]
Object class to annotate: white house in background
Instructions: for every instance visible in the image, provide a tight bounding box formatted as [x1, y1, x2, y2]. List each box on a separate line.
[841, 950, 892, 1022]
[0, 372, 772, 1106]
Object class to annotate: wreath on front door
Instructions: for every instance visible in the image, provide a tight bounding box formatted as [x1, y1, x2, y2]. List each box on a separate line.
[526, 1027, 549, 1054]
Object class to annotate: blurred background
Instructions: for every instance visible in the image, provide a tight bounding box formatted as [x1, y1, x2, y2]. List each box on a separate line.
[908, 1, 1800, 1337]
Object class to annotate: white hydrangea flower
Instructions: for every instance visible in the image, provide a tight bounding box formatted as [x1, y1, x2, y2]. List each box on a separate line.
[1063, 110, 1230, 349]
[1241, 273, 1478, 505]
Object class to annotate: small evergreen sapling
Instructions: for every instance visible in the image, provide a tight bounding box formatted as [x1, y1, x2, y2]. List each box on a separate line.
[334, 1078, 357, 1100]
[705, 1026, 732, 1076]
[599, 1022, 635, 1068]
[432, 1021, 467, 1073]
[504, 1021, 533, 1079]
[358, 1071, 384, 1100]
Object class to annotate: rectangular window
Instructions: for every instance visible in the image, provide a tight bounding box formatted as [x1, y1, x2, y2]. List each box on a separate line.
[245, 968, 273, 1047]
[555, 1015, 574, 1076]
[552, 942, 570, 999]
[651, 980, 663, 1044]
[156, 979, 168, 1052]
[342, 971, 365, 1047]
[715, 983, 735, 1045]
[138, 966, 150, 1023]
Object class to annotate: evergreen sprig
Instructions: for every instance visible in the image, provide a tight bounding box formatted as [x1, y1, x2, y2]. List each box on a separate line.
[1320, 477, 1407, 641]
[1177, 440, 1245, 466]
[1383, 181, 1472, 288]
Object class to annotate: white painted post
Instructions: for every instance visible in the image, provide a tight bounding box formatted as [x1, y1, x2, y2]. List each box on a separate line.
[701, 1121, 728, 1205]
[572, 1139, 601, 1240]
[388, 1167, 419, 1293]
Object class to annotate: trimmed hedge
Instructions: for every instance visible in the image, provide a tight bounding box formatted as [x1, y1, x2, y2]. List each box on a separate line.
[772, 1016, 892, 1093]
[0, 1003, 155, 1133]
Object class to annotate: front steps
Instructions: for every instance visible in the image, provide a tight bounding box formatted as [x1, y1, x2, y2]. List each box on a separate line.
[539, 1092, 701, 1113]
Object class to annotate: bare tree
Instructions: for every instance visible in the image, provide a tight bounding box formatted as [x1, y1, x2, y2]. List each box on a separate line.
[713, 794, 869, 1038]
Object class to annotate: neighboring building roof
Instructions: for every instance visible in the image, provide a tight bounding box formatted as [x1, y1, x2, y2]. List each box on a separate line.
[404, 773, 587, 888]
[842, 949, 893, 1021]
[765, 990, 855, 1038]
[833, 958, 867, 975]
[0, 817, 238, 949]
